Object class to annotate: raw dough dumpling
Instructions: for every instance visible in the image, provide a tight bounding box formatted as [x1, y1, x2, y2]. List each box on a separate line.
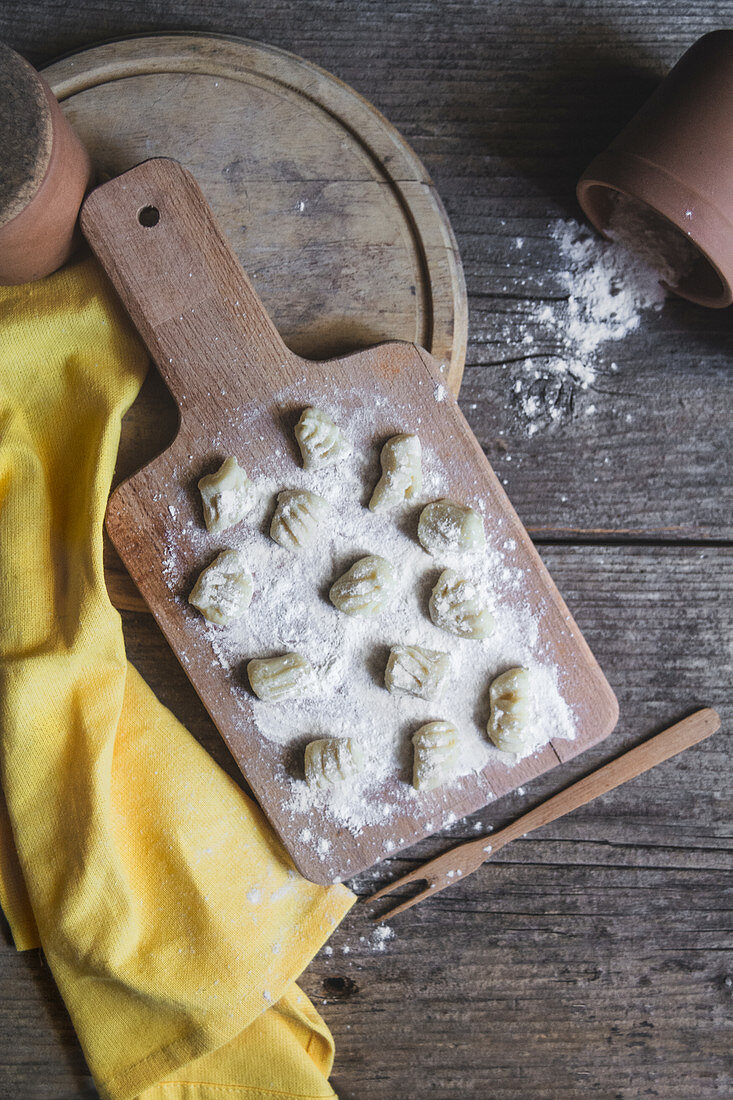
[385, 644, 451, 701]
[304, 737, 364, 789]
[429, 568, 495, 639]
[418, 499, 485, 556]
[487, 667, 531, 753]
[188, 549, 253, 626]
[329, 554, 396, 617]
[295, 407, 351, 470]
[198, 456, 256, 534]
[412, 721, 461, 791]
[270, 489, 329, 551]
[248, 652, 315, 701]
[369, 433, 422, 512]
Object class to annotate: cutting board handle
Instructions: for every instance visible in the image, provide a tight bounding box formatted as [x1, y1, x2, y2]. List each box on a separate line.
[80, 158, 293, 409]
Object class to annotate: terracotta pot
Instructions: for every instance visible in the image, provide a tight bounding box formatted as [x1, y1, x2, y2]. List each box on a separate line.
[577, 31, 733, 308]
[0, 45, 92, 285]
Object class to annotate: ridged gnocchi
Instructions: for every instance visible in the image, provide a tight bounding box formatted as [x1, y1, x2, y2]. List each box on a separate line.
[247, 652, 315, 701]
[384, 644, 451, 701]
[418, 499, 485, 556]
[270, 489, 329, 551]
[188, 549, 253, 626]
[304, 737, 364, 788]
[198, 456, 256, 535]
[329, 554, 396, 617]
[487, 667, 531, 753]
[412, 721, 461, 791]
[429, 568, 495, 639]
[369, 433, 422, 512]
[295, 407, 351, 470]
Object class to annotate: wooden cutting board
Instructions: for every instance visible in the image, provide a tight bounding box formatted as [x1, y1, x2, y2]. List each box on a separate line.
[44, 33, 466, 390]
[45, 33, 468, 615]
[82, 158, 618, 885]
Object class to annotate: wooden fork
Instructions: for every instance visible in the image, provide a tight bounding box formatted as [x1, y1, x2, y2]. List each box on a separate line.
[368, 707, 720, 921]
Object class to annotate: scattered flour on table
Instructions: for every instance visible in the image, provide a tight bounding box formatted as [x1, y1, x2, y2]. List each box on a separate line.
[508, 218, 669, 434]
[360, 925, 395, 952]
[160, 392, 577, 872]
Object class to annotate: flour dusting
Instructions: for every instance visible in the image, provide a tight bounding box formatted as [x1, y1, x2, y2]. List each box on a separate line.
[360, 925, 395, 952]
[160, 390, 578, 876]
[509, 218, 670, 433]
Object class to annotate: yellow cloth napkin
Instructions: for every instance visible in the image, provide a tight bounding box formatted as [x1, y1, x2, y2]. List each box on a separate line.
[0, 257, 355, 1100]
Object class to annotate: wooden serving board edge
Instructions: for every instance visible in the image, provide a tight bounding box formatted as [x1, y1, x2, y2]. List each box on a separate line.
[44, 32, 468, 392]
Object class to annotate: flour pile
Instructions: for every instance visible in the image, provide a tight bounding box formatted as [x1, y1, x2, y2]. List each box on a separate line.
[512, 219, 668, 433]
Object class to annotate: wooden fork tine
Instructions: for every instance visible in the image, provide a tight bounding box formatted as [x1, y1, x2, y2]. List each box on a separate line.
[369, 864, 433, 902]
[369, 837, 490, 909]
[369, 834, 492, 904]
[373, 881, 444, 921]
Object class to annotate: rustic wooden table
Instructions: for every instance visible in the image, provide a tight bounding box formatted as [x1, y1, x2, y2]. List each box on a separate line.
[1, 3, 731, 1098]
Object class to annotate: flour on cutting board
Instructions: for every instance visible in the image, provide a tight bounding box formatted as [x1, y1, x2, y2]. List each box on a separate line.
[161, 393, 576, 862]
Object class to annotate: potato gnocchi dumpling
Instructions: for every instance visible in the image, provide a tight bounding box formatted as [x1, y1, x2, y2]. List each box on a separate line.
[247, 652, 315, 702]
[329, 554, 396, 617]
[418, 499, 485, 556]
[487, 667, 531, 753]
[369, 433, 422, 512]
[412, 720, 461, 791]
[188, 549, 253, 626]
[384, 644, 451, 701]
[270, 489, 329, 551]
[198, 456, 256, 535]
[304, 737, 364, 789]
[429, 568, 495, 639]
[295, 407, 351, 470]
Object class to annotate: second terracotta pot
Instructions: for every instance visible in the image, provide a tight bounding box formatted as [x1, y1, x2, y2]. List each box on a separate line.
[578, 30, 733, 308]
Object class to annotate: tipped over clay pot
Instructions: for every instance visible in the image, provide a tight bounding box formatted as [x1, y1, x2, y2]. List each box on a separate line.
[578, 30, 733, 308]
[0, 42, 92, 285]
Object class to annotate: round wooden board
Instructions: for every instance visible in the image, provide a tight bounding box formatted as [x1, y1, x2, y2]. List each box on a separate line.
[43, 33, 467, 393]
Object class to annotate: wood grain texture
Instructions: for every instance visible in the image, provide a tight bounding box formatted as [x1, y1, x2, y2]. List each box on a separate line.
[0, 3, 731, 1098]
[82, 157, 616, 884]
[42, 33, 467, 391]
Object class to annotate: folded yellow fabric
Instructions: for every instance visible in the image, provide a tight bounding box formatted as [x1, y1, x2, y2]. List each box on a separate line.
[0, 257, 355, 1100]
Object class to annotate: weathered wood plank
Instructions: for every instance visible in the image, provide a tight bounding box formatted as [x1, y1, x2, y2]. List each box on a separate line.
[2, 544, 729, 1098]
[317, 861, 732, 1100]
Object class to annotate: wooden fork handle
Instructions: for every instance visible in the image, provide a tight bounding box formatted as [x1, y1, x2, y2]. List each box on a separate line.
[478, 707, 721, 858]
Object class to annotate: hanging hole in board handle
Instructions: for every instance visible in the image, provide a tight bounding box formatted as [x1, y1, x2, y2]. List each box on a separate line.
[138, 205, 160, 228]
